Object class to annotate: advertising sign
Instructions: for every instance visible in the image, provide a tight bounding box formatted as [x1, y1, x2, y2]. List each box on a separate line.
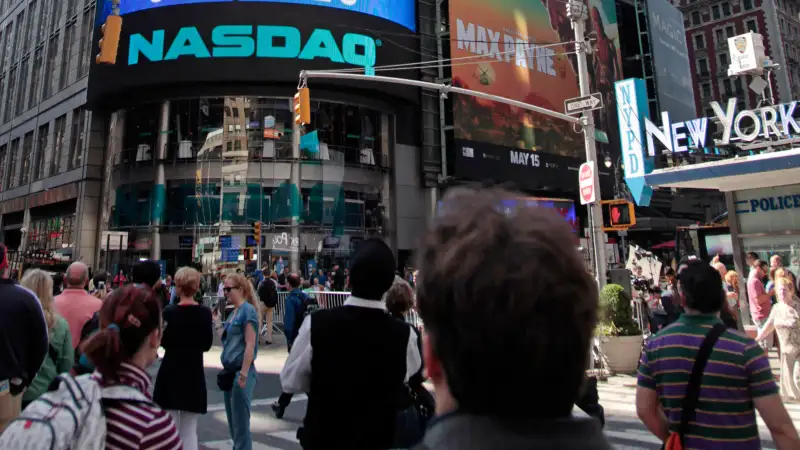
[89, 2, 419, 106]
[646, 0, 696, 123]
[119, 0, 417, 31]
[614, 78, 653, 206]
[449, 0, 621, 191]
[578, 162, 596, 204]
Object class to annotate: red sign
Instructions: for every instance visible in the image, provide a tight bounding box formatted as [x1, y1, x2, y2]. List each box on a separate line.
[578, 162, 596, 205]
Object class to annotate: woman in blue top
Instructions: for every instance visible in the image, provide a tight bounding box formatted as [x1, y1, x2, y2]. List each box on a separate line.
[217, 273, 260, 450]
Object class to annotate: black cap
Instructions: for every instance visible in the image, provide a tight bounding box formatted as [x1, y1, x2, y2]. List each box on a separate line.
[349, 238, 395, 300]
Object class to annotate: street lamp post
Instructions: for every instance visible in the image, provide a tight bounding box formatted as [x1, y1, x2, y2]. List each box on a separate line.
[567, 0, 607, 288]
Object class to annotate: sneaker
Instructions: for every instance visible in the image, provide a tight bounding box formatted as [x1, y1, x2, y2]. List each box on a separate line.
[271, 401, 285, 419]
[260, 325, 268, 337]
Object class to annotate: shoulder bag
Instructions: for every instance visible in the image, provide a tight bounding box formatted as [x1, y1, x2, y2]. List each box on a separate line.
[663, 323, 727, 450]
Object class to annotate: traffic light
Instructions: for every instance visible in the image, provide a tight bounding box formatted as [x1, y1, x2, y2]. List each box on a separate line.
[294, 88, 311, 125]
[252, 221, 261, 244]
[243, 248, 252, 260]
[96, 15, 123, 65]
[601, 200, 636, 231]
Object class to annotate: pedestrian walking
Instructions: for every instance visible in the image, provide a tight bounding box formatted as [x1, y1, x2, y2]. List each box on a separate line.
[756, 268, 800, 401]
[409, 188, 612, 450]
[216, 274, 260, 450]
[280, 239, 421, 449]
[0, 244, 48, 431]
[54, 262, 103, 350]
[80, 285, 183, 450]
[256, 270, 278, 345]
[154, 267, 213, 450]
[637, 260, 799, 449]
[19, 270, 74, 408]
[272, 274, 317, 419]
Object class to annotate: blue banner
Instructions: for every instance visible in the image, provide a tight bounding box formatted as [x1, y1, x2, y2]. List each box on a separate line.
[300, 130, 320, 153]
[118, 0, 416, 31]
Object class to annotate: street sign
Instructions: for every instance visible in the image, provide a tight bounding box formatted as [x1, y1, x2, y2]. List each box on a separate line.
[565, 93, 603, 115]
[578, 161, 596, 205]
[594, 129, 609, 144]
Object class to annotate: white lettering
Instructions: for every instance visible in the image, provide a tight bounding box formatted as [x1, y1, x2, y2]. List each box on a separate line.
[734, 109, 761, 141]
[671, 122, 688, 153]
[685, 118, 709, 148]
[456, 19, 475, 53]
[645, 112, 673, 156]
[760, 107, 780, 138]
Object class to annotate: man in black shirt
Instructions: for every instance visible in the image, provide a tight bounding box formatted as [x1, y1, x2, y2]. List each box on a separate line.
[0, 243, 48, 431]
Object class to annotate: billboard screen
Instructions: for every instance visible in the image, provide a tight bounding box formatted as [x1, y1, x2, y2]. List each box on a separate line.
[646, 0, 696, 122]
[88, 1, 419, 107]
[119, 0, 416, 32]
[449, 0, 621, 191]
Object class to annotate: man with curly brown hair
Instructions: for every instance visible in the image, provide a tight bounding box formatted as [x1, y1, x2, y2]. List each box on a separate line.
[412, 187, 611, 450]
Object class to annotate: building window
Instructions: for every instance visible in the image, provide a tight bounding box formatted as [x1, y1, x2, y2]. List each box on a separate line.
[44, 33, 59, 98]
[69, 108, 86, 169]
[0, 144, 5, 190]
[20, 131, 33, 186]
[719, 52, 729, 69]
[712, 4, 721, 19]
[698, 58, 709, 75]
[6, 138, 19, 189]
[3, 23, 13, 68]
[726, 25, 735, 38]
[34, 0, 46, 43]
[12, 11, 24, 61]
[15, 57, 27, 114]
[701, 82, 712, 98]
[60, 21, 76, 89]
[4, 67, 15, 123]
[78, 4, 94, 78]
[33, 123, 48, 180]
[692, 11, 701, 25]
[22, 4, 34, 54]
[734, 77, 744, 94]
[722, 78, 733, 96]
[51, 0, 62, 32]
[694, 33, 705, 49]
[743, 0, 754, 10]
[29, 48, 42, 106]
[66, 0, 78, 18]
[715, 28, 724, 46]
[52, 115, 67, 175]
[0, 30, 4, 70]
[722, 2, 731, 16]
[746, 19, 758, 33]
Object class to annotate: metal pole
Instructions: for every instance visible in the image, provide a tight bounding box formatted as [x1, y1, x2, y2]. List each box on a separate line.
[152, 100, 170, 261]
[568, 0, 607, 289]
[290, 98, 300, 273]
[301, 71, 581, 125]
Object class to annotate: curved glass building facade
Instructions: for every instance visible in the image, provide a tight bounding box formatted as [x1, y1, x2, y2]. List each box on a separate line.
[110, 96, 394, 275]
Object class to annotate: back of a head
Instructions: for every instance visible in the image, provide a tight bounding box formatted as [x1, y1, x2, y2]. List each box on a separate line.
[174, 266, 201, 298]
[416, 188, 597, 419]
[385, 275, 414, 317]
[64, 262, 89, 289]
[22, 269, 55, 328]
[81, 285, 163, 381]
[678, 260, 724, 313]
[132, 260, 161, 288]
[287, 273, 301, 289]
[348, 238, 395, 300]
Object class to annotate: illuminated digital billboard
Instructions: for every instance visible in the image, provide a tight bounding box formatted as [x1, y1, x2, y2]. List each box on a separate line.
[119, 0, 417, 31]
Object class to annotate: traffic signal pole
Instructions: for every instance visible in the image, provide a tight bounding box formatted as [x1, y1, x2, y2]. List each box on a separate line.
[567, 0, 607, 289]
[299, 23, 609, 288]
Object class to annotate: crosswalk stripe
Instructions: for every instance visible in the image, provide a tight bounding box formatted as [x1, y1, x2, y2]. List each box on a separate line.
[207, 394, 308, 412]
[202, 440, 284, 450]
[604, 429, 662, 445]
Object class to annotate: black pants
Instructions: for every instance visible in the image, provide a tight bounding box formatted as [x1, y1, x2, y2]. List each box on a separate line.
[278, 342, 294, 407]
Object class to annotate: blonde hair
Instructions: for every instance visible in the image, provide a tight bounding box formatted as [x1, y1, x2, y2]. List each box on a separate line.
[227, 273, 262, 329]
[725, 270, 740, 292]
[776, 268, 796, 299]
[174, 266, 201, 298]
[22, 269, 56, 329]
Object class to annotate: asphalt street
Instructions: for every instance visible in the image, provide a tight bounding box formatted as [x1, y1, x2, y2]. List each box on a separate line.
[146, 341, 797, 450]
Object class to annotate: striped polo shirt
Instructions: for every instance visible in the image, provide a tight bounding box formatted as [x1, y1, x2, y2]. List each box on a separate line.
[94, 363, 183, 450]
[638, 314, 778, 449]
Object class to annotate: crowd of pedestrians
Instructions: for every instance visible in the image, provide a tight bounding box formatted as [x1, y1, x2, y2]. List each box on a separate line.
[2, 186, 800, 449]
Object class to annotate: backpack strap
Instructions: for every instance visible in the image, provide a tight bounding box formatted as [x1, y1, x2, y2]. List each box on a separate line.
[677, 323, 727, 444]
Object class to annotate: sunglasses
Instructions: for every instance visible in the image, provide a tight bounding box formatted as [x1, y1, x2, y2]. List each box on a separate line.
[223, 286, 240, 293]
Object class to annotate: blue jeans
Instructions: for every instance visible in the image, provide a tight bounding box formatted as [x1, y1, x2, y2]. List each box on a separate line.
[224, 365, 257, 450]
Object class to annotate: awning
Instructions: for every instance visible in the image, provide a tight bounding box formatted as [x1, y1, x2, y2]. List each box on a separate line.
[651, 240, 675, 249]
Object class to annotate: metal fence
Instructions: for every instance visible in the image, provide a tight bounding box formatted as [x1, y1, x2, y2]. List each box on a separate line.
[205, 290, 423, 334]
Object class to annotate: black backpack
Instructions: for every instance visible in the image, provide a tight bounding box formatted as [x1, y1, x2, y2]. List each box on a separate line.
[293, 293, 320, 334]
[258, 279, 278, 308]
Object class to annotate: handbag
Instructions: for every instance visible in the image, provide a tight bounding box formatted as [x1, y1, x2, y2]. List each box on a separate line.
[662, 323, 726, 450]
[393, 384, 435, 447]
[216, 367, 239, 391]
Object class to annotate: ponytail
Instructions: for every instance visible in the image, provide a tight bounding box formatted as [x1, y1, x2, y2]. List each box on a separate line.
[81, 285, 163, 381]
[228, 274, 262, 331]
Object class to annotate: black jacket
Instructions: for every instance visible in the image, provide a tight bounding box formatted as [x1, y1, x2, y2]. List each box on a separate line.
[414, 413, 613, 450]
[0, 279, 49, 394]
[153, 304, 214, 413]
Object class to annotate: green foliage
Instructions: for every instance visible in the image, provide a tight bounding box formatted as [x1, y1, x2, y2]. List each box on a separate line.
[598, 284, 642, 337]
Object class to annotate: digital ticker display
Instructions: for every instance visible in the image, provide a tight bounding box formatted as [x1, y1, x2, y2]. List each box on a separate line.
[119, 0, 417, 31]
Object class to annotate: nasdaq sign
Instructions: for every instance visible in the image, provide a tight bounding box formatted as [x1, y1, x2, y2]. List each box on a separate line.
[117, 0, 417, 31]
[128, 25, 378, 74]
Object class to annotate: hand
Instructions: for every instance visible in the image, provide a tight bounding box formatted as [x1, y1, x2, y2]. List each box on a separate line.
[238, 371, 248, 389]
